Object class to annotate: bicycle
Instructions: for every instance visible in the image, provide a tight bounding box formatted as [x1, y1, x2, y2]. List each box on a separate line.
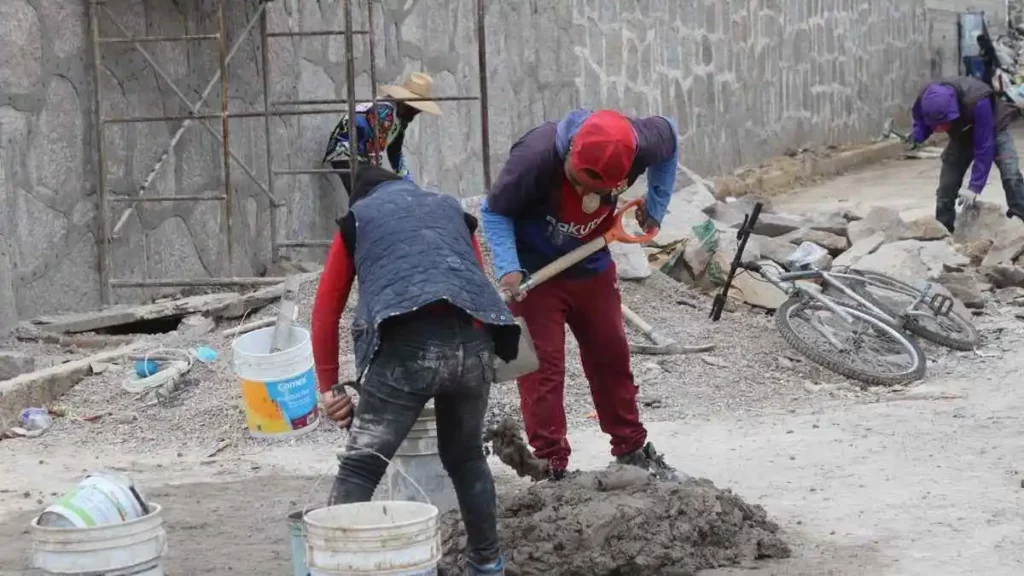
[709, 202, 976, 385]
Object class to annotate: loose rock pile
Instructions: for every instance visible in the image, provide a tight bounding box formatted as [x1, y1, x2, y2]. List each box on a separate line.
[612, 174, 1024, 316]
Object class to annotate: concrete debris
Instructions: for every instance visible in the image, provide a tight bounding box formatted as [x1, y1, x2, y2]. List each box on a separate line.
[0, 343, 143, 429]
[26, 293, 242, 335]
[953, 202, 1020, 246]
[937, 271, 986, 309]
[778, 228, 850, 256]
[176, 314, 216, 338]
[833, 231, 886, 268]
[650, 182, 719, 247]
[0, 352, 35, 381]
[803, 208, 853, 237]
[847, 206, 908, 243]
[995, 286, 1024, 305]
[610, 242, 653, 280]
[900, 216, 951, 241]
[746, 212, 805, 238]
[854, 240, 968, 284]
[957, 239, 994, 266]
[751, 234, 798, 266]
[662, 219, 760, 290]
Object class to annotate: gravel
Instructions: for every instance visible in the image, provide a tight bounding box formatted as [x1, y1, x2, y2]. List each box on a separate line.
[16, 267, 1009, 460]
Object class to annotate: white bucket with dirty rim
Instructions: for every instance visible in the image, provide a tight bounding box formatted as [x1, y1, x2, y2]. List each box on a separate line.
[38, 472, 148, 528]
[304, 501, 441, 575]
[31, 503, 167, 576]
[233, 325, 321, 438]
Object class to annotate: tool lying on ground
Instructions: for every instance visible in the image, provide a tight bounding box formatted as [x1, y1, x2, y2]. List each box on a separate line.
[620, 304, 714, 355]
[493, 198, 657, 382]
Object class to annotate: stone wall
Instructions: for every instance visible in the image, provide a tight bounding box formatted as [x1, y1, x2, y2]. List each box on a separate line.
[925, 0, 1006, 79]
[0, 0, 930, 326]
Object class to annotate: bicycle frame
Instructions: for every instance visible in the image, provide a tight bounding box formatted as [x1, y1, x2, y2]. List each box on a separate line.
[744, 263, 934, 326]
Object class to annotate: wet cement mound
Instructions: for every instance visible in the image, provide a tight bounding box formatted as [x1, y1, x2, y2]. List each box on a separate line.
[483, 417, 549, 481]
[439, 466, 790, 576]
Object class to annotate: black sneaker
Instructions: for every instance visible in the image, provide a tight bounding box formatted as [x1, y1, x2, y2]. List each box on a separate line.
[616, 442, 683, 482]
[547, 465, 567, 481]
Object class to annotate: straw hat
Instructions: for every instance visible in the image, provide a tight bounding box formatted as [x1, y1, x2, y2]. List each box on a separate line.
[379, 72, 443, 116]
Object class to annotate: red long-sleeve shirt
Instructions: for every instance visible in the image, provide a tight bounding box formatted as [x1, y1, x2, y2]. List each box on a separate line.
[310, 215, 487, 393]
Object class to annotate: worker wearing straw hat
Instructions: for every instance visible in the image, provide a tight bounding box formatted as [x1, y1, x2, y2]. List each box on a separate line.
[322, 72, 442, 196]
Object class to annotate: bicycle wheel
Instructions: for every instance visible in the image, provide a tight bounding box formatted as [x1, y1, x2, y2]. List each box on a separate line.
[835, 268, 979, 351]
[775, 297, 927, 386]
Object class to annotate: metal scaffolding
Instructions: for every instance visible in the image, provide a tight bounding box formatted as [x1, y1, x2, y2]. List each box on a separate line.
[88, 0, 492, 304]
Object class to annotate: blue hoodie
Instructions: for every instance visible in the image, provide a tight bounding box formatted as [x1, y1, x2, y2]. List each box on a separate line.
[481, 109, 678, 280]
[911, 83, 995, 193]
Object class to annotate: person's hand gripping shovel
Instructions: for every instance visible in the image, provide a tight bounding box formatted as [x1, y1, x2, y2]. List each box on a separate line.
[492, 198, 658, 382]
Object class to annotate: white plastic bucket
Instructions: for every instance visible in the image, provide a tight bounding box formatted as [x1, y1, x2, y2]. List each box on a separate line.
[31, 503, 167, 576]
[372, 403, 458, 515]
[233, 325, 321, 438]
[304, 501, 441, 576]
[39, 473, 148, 528]
[397, 403, 439, 457]
[289, 510, 311, 576]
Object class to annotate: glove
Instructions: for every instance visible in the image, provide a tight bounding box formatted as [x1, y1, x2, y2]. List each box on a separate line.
[957, 189, 980, 210]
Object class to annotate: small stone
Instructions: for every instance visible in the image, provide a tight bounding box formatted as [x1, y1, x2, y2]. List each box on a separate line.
[0, 351, 35, 381]
[701, 355, 727, 367]
[114, 413, 139, 424]
[778, 356, 795, 370]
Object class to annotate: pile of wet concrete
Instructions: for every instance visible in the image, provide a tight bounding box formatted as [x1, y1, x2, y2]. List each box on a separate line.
[438, 464, 790, 576]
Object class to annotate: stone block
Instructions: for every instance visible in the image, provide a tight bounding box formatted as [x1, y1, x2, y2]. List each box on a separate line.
[778, 228, 850, 255]
[847, 206, 908, 243]
[747, 213, 804, 238]
[900, 216, 950, 241]
[0, 351, 34, 381]
[610, 242, 651, 280]
[833, 231, 886, 268]
[855, 240, 968, 284]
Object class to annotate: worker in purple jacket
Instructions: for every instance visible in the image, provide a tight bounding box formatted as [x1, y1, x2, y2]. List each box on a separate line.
[480, 109, 680, 481]
[911, 76, 1024, 232]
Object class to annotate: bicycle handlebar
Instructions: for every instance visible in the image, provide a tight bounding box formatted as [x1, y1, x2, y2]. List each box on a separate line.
[710, 202, 764, 321]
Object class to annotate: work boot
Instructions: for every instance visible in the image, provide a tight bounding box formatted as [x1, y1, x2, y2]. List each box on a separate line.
[545, 464, 566, 482]
[616, 442, 683, 482]
[467, 556, 504, 575]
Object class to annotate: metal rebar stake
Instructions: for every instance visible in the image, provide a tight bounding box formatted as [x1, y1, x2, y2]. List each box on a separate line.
[90, 0, 111, 305]
[344, 0, 359, 186]
[477, 0, 492, 190]
[218, 0, 234, 274]
[367, 0, 380, 168]
[260, 6, 278, 262]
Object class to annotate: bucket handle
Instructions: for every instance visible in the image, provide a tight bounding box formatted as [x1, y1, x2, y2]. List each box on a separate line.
[302, 447, 432, 517]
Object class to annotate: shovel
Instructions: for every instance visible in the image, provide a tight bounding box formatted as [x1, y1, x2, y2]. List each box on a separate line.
[493, 198, 658, 382]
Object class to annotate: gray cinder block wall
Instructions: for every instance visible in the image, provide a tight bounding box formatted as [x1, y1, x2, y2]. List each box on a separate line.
[0, 0, 930, 325]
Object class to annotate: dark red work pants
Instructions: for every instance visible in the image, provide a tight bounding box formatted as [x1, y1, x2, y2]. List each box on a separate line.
[508, 263, 646, 471]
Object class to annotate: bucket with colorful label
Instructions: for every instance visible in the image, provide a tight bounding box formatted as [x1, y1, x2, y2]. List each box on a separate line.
[232, 325, 320, 438]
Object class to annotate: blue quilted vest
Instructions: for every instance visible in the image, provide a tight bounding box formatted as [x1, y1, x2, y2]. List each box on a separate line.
[349, 180, 518, 372]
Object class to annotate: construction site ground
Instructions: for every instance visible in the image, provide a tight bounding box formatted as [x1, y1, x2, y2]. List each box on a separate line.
[4, 132, 1024, 575]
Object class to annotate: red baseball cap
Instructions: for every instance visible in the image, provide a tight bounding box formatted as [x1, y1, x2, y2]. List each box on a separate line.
[569, 110, 637, 190]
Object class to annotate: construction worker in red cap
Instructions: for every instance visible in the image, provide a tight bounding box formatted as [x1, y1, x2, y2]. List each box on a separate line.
[480, 108, 680, 481]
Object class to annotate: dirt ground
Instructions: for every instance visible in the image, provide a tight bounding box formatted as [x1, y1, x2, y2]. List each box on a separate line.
[5, 132, 1024, 575]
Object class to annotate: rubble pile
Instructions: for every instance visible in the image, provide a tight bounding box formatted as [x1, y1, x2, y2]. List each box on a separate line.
[611, 170, 1024, 317]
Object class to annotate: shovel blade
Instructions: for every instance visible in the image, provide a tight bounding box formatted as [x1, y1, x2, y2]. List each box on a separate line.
[493, 317, 539, 383]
